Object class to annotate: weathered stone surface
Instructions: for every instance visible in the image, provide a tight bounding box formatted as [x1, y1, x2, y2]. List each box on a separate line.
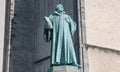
[52, 65, 79, 71]
[0, 0, 6, 72]
[53, 70, 80, 72]
[85, 0, 120, 50]
[9, 0, 35, 72]
[34, 58, 50, 72]
[48, 65, 80, 72]
[88, 46, 120, 72]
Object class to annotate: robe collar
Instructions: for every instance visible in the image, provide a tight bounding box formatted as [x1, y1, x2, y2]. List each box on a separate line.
[53, 11, 65, 16]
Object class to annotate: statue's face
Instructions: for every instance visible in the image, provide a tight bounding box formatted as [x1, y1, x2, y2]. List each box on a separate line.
[56, 4, 64, 12]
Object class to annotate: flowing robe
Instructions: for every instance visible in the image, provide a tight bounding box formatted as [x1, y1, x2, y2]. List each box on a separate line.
[44, 11, 77, 65]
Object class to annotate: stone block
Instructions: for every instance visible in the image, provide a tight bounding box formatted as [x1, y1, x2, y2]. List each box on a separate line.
[48, 65, 80, 72]
[53, 70, 80, 72]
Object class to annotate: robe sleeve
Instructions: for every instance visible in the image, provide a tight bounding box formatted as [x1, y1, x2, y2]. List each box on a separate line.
[67, 16, 77, 35]
[43, 15, 53, 42]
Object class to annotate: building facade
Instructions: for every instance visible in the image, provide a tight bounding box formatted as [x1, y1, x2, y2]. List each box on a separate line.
[0, 0, 120, 72]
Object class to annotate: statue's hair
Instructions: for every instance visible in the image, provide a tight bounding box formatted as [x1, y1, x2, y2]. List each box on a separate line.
[55, 4, 64, 11]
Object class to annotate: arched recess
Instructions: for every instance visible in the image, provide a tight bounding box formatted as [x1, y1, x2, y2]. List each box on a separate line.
[33, 0, 86, 72]
[2, 0, 86, 72]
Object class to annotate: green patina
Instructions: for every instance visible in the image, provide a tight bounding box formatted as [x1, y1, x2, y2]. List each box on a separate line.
[44, 4, 80, 71]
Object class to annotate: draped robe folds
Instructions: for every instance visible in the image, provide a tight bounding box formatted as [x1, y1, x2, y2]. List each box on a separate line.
[44, 11, 78, 66]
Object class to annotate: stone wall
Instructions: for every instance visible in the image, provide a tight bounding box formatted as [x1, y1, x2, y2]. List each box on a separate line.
[84, 0, 120, 72]
[9, 0, 35, 72]
[8, 0, 80, 72]
[87, 45, 120, 72]
[85, 0, 120, 50]
[0, 0, 6, 72]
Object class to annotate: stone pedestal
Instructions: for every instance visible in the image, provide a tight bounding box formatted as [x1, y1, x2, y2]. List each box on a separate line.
[53, 70, 80, 72]
[48, 65, 80, 72]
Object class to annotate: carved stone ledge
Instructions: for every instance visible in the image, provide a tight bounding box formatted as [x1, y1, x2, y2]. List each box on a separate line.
[53, 70, 80, 72]
[48, 65, 80, 72]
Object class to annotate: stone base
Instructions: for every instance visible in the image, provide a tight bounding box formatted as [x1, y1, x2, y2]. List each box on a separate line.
[48, 65, 80, 72]
[53, 70, 80, 72]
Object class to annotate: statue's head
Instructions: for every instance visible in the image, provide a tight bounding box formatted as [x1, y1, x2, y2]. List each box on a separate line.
[55, 4, 64, 13]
